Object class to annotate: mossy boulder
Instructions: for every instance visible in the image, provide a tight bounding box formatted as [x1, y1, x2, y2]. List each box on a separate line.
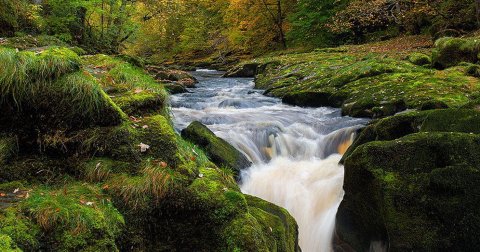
[343, 109, 480, 160]
[224, 63, 260, 77]
[408, 52, 431, 66]
[432, 37, 480, 69]
[181, 121, 252, 177]
[112, 90, 166, 116]
[338, 131, 480, 251]
[0, 47, 125, 134]
[137, 115, 179, 166]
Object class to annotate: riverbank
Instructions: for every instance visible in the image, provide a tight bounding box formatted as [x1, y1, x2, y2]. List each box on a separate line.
[226, 35, 480, 118]
[0, 44, 299, 251]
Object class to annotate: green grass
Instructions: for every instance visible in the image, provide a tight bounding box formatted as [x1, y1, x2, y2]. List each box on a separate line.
[0, 47, 80, 105]
[22, 183, 124, 251]
[108, 160, 174, 210]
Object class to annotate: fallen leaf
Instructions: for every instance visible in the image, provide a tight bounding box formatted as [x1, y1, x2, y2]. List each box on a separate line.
[138, 143, 150, 152]
[102, 184, 110, 190]
[134, 88, 144, 94]
[160, 161, 167, 168]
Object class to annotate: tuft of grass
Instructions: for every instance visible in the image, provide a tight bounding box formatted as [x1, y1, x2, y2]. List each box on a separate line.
[108, 160, 173, 210]
[0, 47, 80, 106]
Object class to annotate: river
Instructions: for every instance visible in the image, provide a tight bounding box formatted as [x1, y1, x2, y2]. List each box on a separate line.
[170, 69, 368, 252]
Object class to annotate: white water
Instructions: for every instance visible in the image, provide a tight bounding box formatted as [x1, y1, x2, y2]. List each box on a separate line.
[171, 70, 368, 252]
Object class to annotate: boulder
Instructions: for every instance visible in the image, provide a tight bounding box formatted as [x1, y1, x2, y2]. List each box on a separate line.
[154, 69, 198, 87]
[223, 63, 260, 77]
[432, 37, 480, 69]
[181, 121, 252, 177]
[407, 52, 432, 66]
[338, 110, 480, 251]
[164, 83, 188, 94]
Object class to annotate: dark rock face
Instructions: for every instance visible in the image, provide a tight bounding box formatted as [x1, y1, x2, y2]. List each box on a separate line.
[181, 121, 252, 178]
[223, 63, 260, 77]
[337, 109, 480, 251]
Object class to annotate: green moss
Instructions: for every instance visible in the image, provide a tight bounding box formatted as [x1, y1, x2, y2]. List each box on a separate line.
[408, 52, 432, 66]
[344, 109, 480, 161]
[432, 37, 480, 69]
[22, 183, 124, 252]
[245, 195, 299, 252]
[181, 121, 251, 177]
[137, 115, 179, 166]
[245, 49, 480, 118]
[0, 48, 125, 134]
[112, 91, 165, 116]
[0, 234, 21, 252]
[0, 207, 40, 251]
[340, 132, 480, 251]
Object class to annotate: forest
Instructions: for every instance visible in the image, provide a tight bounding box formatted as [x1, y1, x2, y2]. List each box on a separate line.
[1, 0, 480, 251]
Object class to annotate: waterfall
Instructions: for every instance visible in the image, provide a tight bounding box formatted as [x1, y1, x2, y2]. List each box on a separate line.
[239, 128, 356, 252]
[171, 70, 368, 252]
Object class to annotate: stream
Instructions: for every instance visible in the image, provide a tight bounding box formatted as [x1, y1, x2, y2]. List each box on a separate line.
[170, 70, 368, 252]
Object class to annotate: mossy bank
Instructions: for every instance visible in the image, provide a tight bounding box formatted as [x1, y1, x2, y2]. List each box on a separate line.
[226, 36, 480, 118]
[0, 45, 299, 251]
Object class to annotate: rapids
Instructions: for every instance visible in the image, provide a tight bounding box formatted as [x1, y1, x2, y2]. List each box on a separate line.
[171, 70, 368, 252]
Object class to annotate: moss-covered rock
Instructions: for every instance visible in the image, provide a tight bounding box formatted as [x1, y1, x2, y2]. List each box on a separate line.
[343, 109, 480, 160]
[0, 47, 125, 134]
[182, 121, 252, 177]
[137, 115, 179, 166]
[154, 69, 198, 87]
[238, 48, 480, 118]
[338, 132, 480, 251]
[408, 52, 432, 66]
[22, 184, 124, 252]
[243, 195, 299, 252]
[432, 37, 480, 69]
[224, 63, 260, 77]
[112, 90, 166, 116]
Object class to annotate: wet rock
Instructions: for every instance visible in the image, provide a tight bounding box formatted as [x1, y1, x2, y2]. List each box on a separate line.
[181, 121, 252, 178]
[164, 83, 188, 94]
[154, 69, 198, 87]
